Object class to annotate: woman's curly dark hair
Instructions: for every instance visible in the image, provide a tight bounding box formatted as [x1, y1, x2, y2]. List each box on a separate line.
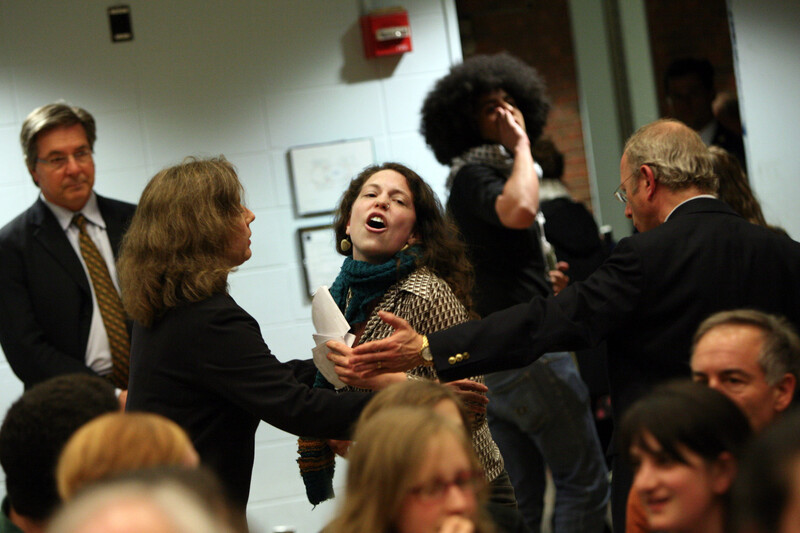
[421, 52, 550, 165]
[333, 162, 474, 311]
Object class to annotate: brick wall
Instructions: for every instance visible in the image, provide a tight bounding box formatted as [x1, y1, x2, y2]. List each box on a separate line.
[456, 0, 592, 206]
[456, 0, 736, 209]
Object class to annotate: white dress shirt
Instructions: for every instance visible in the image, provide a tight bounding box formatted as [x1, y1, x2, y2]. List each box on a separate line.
[42, 192, 118, 376]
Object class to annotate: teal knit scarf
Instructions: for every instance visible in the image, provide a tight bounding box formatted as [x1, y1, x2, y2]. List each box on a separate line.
[329, 248, 419, 324]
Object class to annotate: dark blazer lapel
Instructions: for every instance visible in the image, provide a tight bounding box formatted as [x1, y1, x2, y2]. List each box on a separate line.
[29, 199, 90, 294]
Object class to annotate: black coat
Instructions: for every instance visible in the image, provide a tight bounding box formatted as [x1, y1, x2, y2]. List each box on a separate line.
[429, 197, 800, 422]
[126, 292, 370, 507]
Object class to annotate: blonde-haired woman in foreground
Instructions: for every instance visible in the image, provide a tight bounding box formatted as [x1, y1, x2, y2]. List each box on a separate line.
[325, 406, 495, 533]
[56, 412, 198, 500]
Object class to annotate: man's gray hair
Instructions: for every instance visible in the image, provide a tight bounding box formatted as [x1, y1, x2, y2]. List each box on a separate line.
[693, 309, 800, 386]
[624, 118, 717, 194]
[45, 479, 232, 533]
[20, 103, 96, 174]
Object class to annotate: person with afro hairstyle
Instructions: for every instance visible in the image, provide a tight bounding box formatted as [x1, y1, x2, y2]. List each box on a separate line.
[419, 52, 609, 533]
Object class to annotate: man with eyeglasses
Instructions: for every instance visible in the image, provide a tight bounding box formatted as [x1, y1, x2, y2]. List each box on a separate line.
[330, 118, 800, 532]
[0, 103, 136, 390]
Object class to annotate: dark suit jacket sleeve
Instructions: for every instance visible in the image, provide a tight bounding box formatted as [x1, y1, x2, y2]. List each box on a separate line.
[192, 299, 370, 439]
[429, 237, 645, 381]
[0, 223, 95, 384]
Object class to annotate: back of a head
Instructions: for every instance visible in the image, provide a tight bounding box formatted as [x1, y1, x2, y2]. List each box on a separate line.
[732, 409, 800, 533]
[621, 380, 753, 465]
[357, 380, 472, 433]
[624, 118, 717, 194]
[57, 412, 197, 500]
[46, 476, 232, 533]
[117, 156, 242, 326]
[0, 375, 118, 521]
[103, 465, 247, 533]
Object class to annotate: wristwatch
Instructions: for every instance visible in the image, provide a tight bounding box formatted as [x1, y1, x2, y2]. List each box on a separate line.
[419, 335, 433, 366]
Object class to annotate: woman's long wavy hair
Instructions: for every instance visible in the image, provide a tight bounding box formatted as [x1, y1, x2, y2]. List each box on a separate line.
[118, 157, 243, 326]
[709, 146, 768, 227]
[333, 162, 474, 311]
[324, 407, 494, 533]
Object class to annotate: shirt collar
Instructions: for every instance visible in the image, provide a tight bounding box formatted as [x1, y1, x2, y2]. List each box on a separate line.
[664, 194, 717, 221]
[41, 191, 104, 231]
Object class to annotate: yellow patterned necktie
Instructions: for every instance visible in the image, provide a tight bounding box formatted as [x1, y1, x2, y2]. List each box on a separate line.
[72, 214, 130, 388]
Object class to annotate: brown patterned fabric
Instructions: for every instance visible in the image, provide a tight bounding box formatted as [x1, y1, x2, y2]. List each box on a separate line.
[347, 267, 504, 481]
[72, 214, 129, 388]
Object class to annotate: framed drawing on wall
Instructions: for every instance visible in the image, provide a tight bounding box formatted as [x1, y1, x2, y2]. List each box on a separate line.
[298, 225, 343, 298]
[288, 138, 374, 216]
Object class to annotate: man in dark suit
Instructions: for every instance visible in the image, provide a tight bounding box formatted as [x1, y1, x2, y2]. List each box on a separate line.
[331, 118, 800, 531]
[0, 103, 136, 389]
[664, 57, 746, 166]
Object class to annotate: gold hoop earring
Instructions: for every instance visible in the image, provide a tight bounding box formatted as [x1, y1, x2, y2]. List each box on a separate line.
[340, 238, 352, 252]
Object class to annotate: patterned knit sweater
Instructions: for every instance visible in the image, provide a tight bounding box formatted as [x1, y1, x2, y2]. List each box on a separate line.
[345, 266, 504, 481]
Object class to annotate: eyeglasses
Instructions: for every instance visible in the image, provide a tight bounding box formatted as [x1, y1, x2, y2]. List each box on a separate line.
[614, 173, 638, 204]
[408, 470, 484, 502]
[36, 149, 93, 170]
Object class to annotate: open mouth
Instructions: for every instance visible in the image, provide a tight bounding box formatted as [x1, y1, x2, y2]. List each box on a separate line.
[367, 216, 386, 229]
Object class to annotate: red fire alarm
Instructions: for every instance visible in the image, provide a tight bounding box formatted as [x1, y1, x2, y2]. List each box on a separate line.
[360, 7, 412, 58]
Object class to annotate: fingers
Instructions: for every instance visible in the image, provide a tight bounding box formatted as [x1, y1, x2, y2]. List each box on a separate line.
[447, 379, 489, 394]
[327, 350, 350, 367]
[556, 261, 570, 273]
[549, 270, 570, 295]
[439, 516, 475, 533]
[326, 340, 352, 354]
[352, 355, 415, 376]
[376, 310, 410, 330]
[454, 390, 490, 406]
[327, 439, 352, 458]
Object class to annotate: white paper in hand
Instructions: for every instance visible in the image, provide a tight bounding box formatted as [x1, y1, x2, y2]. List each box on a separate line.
[311, 286, 354, 389]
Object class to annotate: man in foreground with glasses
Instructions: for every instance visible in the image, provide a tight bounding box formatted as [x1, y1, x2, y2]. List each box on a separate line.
[0, 103, 136, 390]
[329, 118, 800, 532]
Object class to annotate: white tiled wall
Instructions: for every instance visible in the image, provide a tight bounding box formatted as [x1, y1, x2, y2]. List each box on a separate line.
[0, 1, 461, 531]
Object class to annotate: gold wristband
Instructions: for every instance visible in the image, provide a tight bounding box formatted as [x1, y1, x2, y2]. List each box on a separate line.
[419, 335, 433, 366]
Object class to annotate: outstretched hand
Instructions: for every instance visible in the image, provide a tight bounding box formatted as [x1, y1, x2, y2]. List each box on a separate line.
[327, 311, 424, 377]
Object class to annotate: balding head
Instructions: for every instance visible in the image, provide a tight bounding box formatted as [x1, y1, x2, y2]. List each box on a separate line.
[623, 119, 717, 194]
[46, 480, 232, 533]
